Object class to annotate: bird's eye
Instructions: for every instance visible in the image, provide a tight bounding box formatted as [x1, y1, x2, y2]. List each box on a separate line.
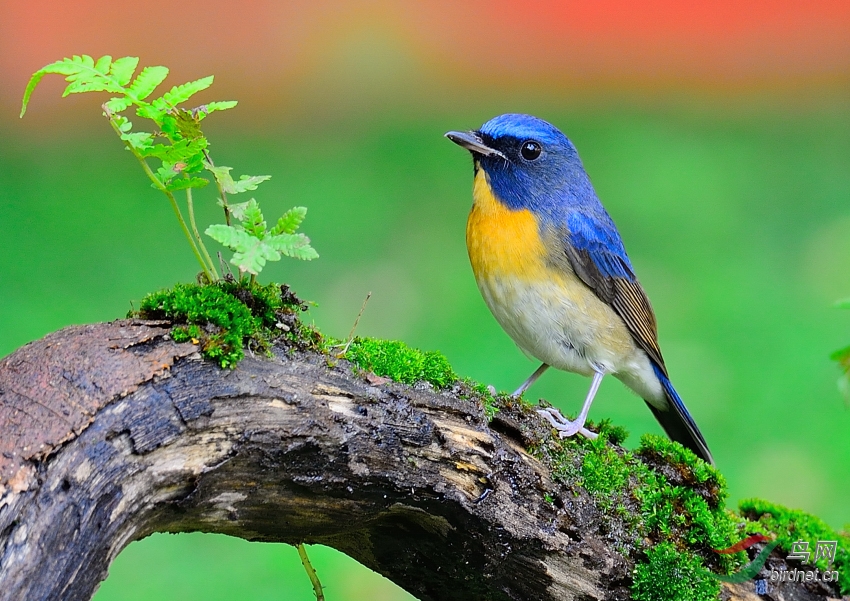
[520, 140, 542, 161]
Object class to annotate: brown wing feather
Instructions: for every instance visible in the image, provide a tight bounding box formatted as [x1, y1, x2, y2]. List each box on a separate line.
[561, 244, 667, 375]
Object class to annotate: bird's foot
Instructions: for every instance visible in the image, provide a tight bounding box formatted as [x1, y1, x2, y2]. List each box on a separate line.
[536, 407, 598, 440]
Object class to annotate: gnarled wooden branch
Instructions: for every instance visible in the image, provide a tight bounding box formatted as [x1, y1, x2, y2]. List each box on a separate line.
[0, 321, 839, 601]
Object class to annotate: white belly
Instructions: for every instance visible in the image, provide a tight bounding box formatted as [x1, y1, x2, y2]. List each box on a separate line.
[475, 271, 665, 403]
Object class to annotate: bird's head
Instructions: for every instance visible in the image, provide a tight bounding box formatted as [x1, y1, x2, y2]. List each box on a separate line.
[446, 113, 595, 212]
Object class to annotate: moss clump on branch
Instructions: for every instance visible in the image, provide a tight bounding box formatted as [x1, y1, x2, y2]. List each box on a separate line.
[342, 337, 457, 389]
[632, 542, 720, 601]
[134, 281, 319, 368]
[740, 498, 850, 593]
[530, 424, 744, 599]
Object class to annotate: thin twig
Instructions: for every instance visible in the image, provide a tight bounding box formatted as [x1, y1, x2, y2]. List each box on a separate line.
[297, 543, 324, 601]
[338, 292, 371, 357]
[218, 252, 235, 280]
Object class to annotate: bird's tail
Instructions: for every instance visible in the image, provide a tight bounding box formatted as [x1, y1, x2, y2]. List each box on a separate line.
[644, 363, 714, 466]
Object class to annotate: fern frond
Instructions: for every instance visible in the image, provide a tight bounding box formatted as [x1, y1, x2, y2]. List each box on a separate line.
[197, 101, 238, 119]
[105, 96, 133, 113]
[94, 55, 113, 73]
[206, 224, 247, 249]
[120, 131, 154, 151]
[166, 177, 209, 192]
[140, 138, 208, 162]
[270, 207, 308, 236]
[223, 200, 250, 222]
[139, 76, 215, 122]
[21, 54, 139, 117]
[285, 243, 319, 261]
[155, 164, 180, 186]
[206, 225, 280, 275]
[232, 175, 271, 194]
[161, 76, 214, 107]
[110, 57, 140, 86]
[240, 199, 267, 239]
[126, 66, 169, 101]
[268, 232, 318, 260]
[206, 165, 271, 195]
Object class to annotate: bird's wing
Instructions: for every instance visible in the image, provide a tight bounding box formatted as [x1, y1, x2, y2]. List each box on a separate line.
[560, 212, 667, 374]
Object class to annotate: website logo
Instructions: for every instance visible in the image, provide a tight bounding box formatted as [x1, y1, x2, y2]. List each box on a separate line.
[713, 535, 841, 595]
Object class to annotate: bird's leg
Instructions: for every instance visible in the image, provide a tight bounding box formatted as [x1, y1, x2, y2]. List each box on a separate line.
[512, 363, 549, 397]
[536, 370, 605, 439]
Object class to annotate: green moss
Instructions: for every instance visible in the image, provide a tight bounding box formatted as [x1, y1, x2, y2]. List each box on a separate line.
[637, 434, 726, 506]
[634, 435, 739, 557]
[343, 337, 457, 389]
[592, 418, 629, 446]
[456, 378, 500, 419]
[531, 422, 745, 599]
[632, 542, 720, 601]
[135, 281, 318, 368]
[580, 433, 636, 510]
[740, 498, 850, 593]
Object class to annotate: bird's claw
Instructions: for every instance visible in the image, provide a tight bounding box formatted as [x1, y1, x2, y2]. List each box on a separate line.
[536, 407, 598, 440]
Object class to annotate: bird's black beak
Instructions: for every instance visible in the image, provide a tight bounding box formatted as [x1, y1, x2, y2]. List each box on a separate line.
[445, 130, 507, 160]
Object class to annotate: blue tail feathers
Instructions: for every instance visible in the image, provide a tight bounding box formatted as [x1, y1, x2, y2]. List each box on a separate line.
[646, 363, 714, 465]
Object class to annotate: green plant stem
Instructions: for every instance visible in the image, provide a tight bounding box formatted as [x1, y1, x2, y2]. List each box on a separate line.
[164, 189, 214, 282]
[185, 186, 219, 280]
[204, 151, 231, 226]
[106, 112, 213, 281]
[296, 543, 324, 601]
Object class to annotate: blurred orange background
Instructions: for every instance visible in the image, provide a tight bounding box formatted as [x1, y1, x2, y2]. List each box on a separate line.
[4, 0, 850, 115]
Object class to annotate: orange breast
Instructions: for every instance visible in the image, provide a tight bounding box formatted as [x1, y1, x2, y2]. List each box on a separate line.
[466, 168, 548, 282]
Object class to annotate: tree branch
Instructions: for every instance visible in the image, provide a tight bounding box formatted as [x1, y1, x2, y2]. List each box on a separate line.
[0, 321, 840, 601]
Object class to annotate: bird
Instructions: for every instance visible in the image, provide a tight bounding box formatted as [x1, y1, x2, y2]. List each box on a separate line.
[445, 113, 714, 465]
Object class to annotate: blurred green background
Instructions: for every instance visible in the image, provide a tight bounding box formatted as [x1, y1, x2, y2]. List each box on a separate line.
[2, 1, 849, 599]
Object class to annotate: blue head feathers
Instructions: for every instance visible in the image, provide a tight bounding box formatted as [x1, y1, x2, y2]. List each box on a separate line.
[449, 113, 600, 216]
[445, 113, 632, 272]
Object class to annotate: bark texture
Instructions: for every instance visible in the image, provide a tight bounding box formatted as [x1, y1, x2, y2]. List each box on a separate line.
[0, 321, 842, 601]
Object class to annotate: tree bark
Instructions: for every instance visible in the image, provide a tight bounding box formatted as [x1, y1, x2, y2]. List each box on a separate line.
[0, 321, 841, 601]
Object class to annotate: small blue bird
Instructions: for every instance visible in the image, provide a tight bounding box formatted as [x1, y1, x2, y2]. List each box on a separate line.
[446, 113, 713, 465]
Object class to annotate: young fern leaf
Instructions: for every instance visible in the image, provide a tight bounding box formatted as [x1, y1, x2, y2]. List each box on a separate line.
[205, 201, 318, 275]
[161, 76, 215, 107]
[206, 225, 278, 275]
[166, 177, 210, 192]
[232, 175, 271, 193]
[197, 101, 238, 119]
[126, 66, 169, 101]
[109, 56, 140, 86]
[121, 131, 154, 151]
[241, 199, 268, 238]
[271, 207, 308, 235]
[155, 164, 181, 186]
[223, 200, 251, 222]
[105, 97, 133, 113]
[206, 165, 271, 194]
[20, 54, 139, 117]
[140, 76, 215, 121]
[269, 233, 319, 260]
[141, 138, 208, 163]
